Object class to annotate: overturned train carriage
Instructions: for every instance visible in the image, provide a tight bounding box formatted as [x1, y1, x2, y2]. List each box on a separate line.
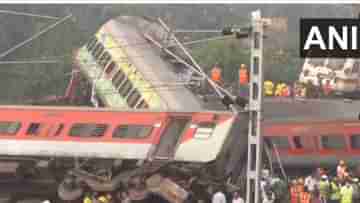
[71, 16, 205, 110]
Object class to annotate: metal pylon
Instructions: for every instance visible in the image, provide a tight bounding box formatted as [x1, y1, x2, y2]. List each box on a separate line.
[246, 10, 264, 203]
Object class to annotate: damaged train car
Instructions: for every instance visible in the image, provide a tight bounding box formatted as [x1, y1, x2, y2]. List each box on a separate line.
[0, 106, 249, 202]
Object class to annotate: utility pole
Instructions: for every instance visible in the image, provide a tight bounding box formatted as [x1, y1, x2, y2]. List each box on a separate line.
[155, 12, 266, 202]
[246, 10, 264, 203]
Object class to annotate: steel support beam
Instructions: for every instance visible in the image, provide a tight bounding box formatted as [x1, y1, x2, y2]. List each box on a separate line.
[246, 10, 264, 203]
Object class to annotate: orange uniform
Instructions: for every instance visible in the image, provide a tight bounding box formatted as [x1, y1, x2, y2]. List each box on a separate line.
[290, 186, 299, 203]
[300, 191, 311, 203]
[239, 68, 249, 85]
[211, 66, 222, 83]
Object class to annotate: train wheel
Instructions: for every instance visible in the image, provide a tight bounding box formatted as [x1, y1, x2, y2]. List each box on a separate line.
[57, 176, 83, 201]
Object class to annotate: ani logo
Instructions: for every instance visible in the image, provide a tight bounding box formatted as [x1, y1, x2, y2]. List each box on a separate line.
[300, 19, 360, 58]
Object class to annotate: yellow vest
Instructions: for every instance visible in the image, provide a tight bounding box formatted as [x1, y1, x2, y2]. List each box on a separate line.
[264, 80, 274, 96]
[83, 197, 92, 203]
[340, 185, 353, 203]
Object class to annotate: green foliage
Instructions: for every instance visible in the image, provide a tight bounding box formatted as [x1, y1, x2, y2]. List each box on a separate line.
[191, 39, 250, 83]
[0, 18, 85, 103]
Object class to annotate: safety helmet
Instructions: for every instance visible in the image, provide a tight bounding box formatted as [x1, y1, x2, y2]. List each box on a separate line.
[240, 64, 247, 69]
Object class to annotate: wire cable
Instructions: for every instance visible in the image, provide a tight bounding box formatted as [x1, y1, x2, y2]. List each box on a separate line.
[0, 9, 60, 20]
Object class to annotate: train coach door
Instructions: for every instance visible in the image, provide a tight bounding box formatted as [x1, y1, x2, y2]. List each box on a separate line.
[153, 117, 190, 159]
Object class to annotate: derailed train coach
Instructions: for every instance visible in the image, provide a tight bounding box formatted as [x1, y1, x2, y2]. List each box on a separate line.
[70, 15, 204, 111]
[0, 105, 249, 201]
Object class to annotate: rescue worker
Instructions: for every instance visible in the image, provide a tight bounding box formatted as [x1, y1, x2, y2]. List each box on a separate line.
[211, 63, 223, 85]
[322, 80, 332, 97]
[300, 84, 307, 98]
[300, 187, 311, 203]
[275, 82, 285, 97]
[297, 178, 305, 193]
[337, 160, 347, 181]
[261, 177, 275, 203]
[281, 83, 290, 97]
[97, 194, 112, 203]
[319, 175, 330, 203]
[264, 80, 274, 97]
[306, 80, 316, 98]
[212, 185, 227, 203]
[83, 192, 93, 203]
[329, 177, 341, 203]
[238, 64, 249, 98]
[351, 178, 360, 202]
[340, 181, 353, 203]
[290, 179, 299, 203]
[305, 173, 317, 196]
[232, 191, 244, 203]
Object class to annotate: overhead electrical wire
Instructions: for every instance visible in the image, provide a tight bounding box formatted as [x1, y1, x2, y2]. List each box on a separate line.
[0, 9, 61, 20]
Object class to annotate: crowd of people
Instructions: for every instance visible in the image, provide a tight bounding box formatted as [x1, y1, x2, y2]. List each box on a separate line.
[289, 160, 360, 203]
[210, 63, 334, 100]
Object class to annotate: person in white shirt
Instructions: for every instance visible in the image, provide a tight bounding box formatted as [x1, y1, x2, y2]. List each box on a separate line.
[212, 187, 227, 203]
[232, 191, 244, 203]
[305, 173, 318, 194]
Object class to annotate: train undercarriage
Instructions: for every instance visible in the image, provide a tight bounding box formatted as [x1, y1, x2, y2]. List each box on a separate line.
[0, 156, 246, 202]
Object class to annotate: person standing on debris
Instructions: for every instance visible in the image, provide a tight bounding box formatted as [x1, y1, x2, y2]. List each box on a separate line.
[319, 175, 331, 203]
[212, 186, 227, 203]
[340, 181, 353, 203]
[211, 63, 223, 85]
[238, 64, 249, 97]
[232, 191, 244, 203]
[329, 177, 341, 203]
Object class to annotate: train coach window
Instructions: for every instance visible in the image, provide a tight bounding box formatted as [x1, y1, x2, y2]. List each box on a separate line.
[127, 89, 141, 108]
[321, 135, 346, 150]
[194, 123, 215, 139]
[69, 123, 108, 137]
[0, 121, 21, 135]
[112, 69, 126, 88]
[99, 51, 111, 67]
[119, 80, 133, 97]
[293, 136, 303, 149]
[350, 134, 360, 149]
[106, 61, 116, 74]
[112, 125, 153, 139]
[86, 37, 97, 51]
[136, 99, 149, 109]
[265, 136, 290, 149]
[94, 44, 105, 59]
